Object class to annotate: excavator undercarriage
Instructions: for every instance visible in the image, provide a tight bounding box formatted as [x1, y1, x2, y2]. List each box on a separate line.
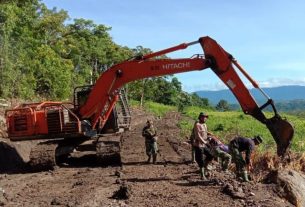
[28, 134, 123, 171]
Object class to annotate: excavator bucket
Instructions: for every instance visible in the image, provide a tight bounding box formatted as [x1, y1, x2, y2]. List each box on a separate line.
[266, 115, 294, 156]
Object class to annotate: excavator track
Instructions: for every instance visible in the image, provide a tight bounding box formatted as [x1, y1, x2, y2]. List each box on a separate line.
[29, 141, 58, 171]
[96, 134, 122, 166]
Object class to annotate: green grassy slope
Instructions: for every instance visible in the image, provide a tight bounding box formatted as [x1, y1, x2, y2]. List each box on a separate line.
[181, 106, 305, 153]
[131, 101, 305, 153]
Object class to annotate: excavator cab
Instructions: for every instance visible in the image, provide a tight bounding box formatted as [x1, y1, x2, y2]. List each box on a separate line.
[73, 85, 93, 109]
[73, 85, 131, 134]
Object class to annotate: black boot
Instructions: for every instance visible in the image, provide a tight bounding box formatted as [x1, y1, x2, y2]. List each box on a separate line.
[153, 154, 157, 164]
[147, 155, 151, 163]
[241, 171, 250, 182]
[200, 167, 207, 180]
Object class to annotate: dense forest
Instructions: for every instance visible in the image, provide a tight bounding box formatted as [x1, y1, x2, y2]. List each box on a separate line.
[0, 0, 210, 109]
[1, 0, 304, 114]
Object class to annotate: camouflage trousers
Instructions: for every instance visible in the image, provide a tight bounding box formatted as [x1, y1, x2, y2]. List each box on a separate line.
[191, 146, 196, 162]
[229, 145, 246, 172]
[194, 146, 214, 168]
[145, 140, 158, 156]
[213, 147, 232, 171]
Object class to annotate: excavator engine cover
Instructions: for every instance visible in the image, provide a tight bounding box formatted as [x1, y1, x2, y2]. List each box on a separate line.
[266, 116, 294, 156]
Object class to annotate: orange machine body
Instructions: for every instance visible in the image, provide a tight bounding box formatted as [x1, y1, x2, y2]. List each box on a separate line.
[6, 102, 82, 141]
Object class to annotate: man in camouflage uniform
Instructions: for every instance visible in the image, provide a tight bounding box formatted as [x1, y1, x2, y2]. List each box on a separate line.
[208, 136, 231, 172]
[142, 120, 158, 164]
[229, 135, 263, 182]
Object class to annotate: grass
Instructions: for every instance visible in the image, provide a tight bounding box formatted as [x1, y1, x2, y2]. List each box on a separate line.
[130, 100, 177, 117]
[181, 106, 305, 173]
[130, 100, 305, 174]
[143, 101, 177, 117]
[130, 100, 305, 153]
[180, 106, 305, 154]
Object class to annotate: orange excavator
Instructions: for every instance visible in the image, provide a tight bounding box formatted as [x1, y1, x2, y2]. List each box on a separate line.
[5, 36, 294, 170]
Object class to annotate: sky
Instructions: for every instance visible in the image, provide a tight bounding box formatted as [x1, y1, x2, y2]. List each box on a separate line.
[42, 0, 305, 92]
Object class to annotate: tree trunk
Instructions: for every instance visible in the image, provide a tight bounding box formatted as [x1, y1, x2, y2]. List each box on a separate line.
[140, 79, 146, 107]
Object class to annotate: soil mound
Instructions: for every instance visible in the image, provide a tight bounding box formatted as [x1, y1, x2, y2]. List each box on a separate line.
[0, 139, 38, 173]
[0, 140, 26, 172]
[111, 183, 131, 200]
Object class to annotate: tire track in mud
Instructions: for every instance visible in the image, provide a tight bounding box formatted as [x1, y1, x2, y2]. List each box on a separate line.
[118, 109, 294, 207]
[119, 110, 233, 207]
[121, 110, 189, 165]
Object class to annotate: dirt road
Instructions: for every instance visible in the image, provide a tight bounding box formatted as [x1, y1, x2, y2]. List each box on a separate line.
[0, 108, 294, 206]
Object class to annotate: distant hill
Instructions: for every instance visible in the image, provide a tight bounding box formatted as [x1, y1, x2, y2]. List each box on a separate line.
[195, 85, 305, 111]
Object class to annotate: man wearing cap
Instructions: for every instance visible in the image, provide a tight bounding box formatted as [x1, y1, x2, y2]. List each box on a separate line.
[142, 119, 158, 164]
[192, 112, 214, 180]
[229, 135, 263, 182]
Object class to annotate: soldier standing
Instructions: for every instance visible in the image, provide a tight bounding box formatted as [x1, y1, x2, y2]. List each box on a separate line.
[142, 120, 158, 164]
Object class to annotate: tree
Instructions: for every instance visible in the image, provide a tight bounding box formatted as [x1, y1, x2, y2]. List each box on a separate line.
[0, 0, 41, 98]
[190, 93, 210, 107]
[216, 99, 230, 111]
[0, 0, 214, 109]
[177, 92, 192, 112]
[171, 77, 182, 91]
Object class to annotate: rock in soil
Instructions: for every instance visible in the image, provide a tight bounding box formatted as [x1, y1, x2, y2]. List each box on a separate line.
[266, 169, 305, 206]
[222, 183, 246, 199]
[111, 183, 131, 200]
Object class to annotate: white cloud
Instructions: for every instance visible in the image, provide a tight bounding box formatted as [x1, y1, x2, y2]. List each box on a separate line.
[183, 82, 227, 92]
[183, 78, 305, 92]
[259, 78, 305, 88]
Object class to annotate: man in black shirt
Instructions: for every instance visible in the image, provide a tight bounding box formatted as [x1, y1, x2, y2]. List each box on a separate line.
[229, 135, 263, 182]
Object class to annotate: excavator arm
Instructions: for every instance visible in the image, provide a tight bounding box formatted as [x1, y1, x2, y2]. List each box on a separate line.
[80, 36, 294, 156]
[199, 37, 294, 156]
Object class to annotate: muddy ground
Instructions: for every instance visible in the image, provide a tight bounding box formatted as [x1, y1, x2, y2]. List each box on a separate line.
[0, 107, 295, 207]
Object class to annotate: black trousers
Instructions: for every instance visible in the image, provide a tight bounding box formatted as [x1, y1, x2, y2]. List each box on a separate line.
[194, 146, 214, 168]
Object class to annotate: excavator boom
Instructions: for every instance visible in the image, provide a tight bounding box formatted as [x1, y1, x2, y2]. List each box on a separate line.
[79, 36, 294, 156]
